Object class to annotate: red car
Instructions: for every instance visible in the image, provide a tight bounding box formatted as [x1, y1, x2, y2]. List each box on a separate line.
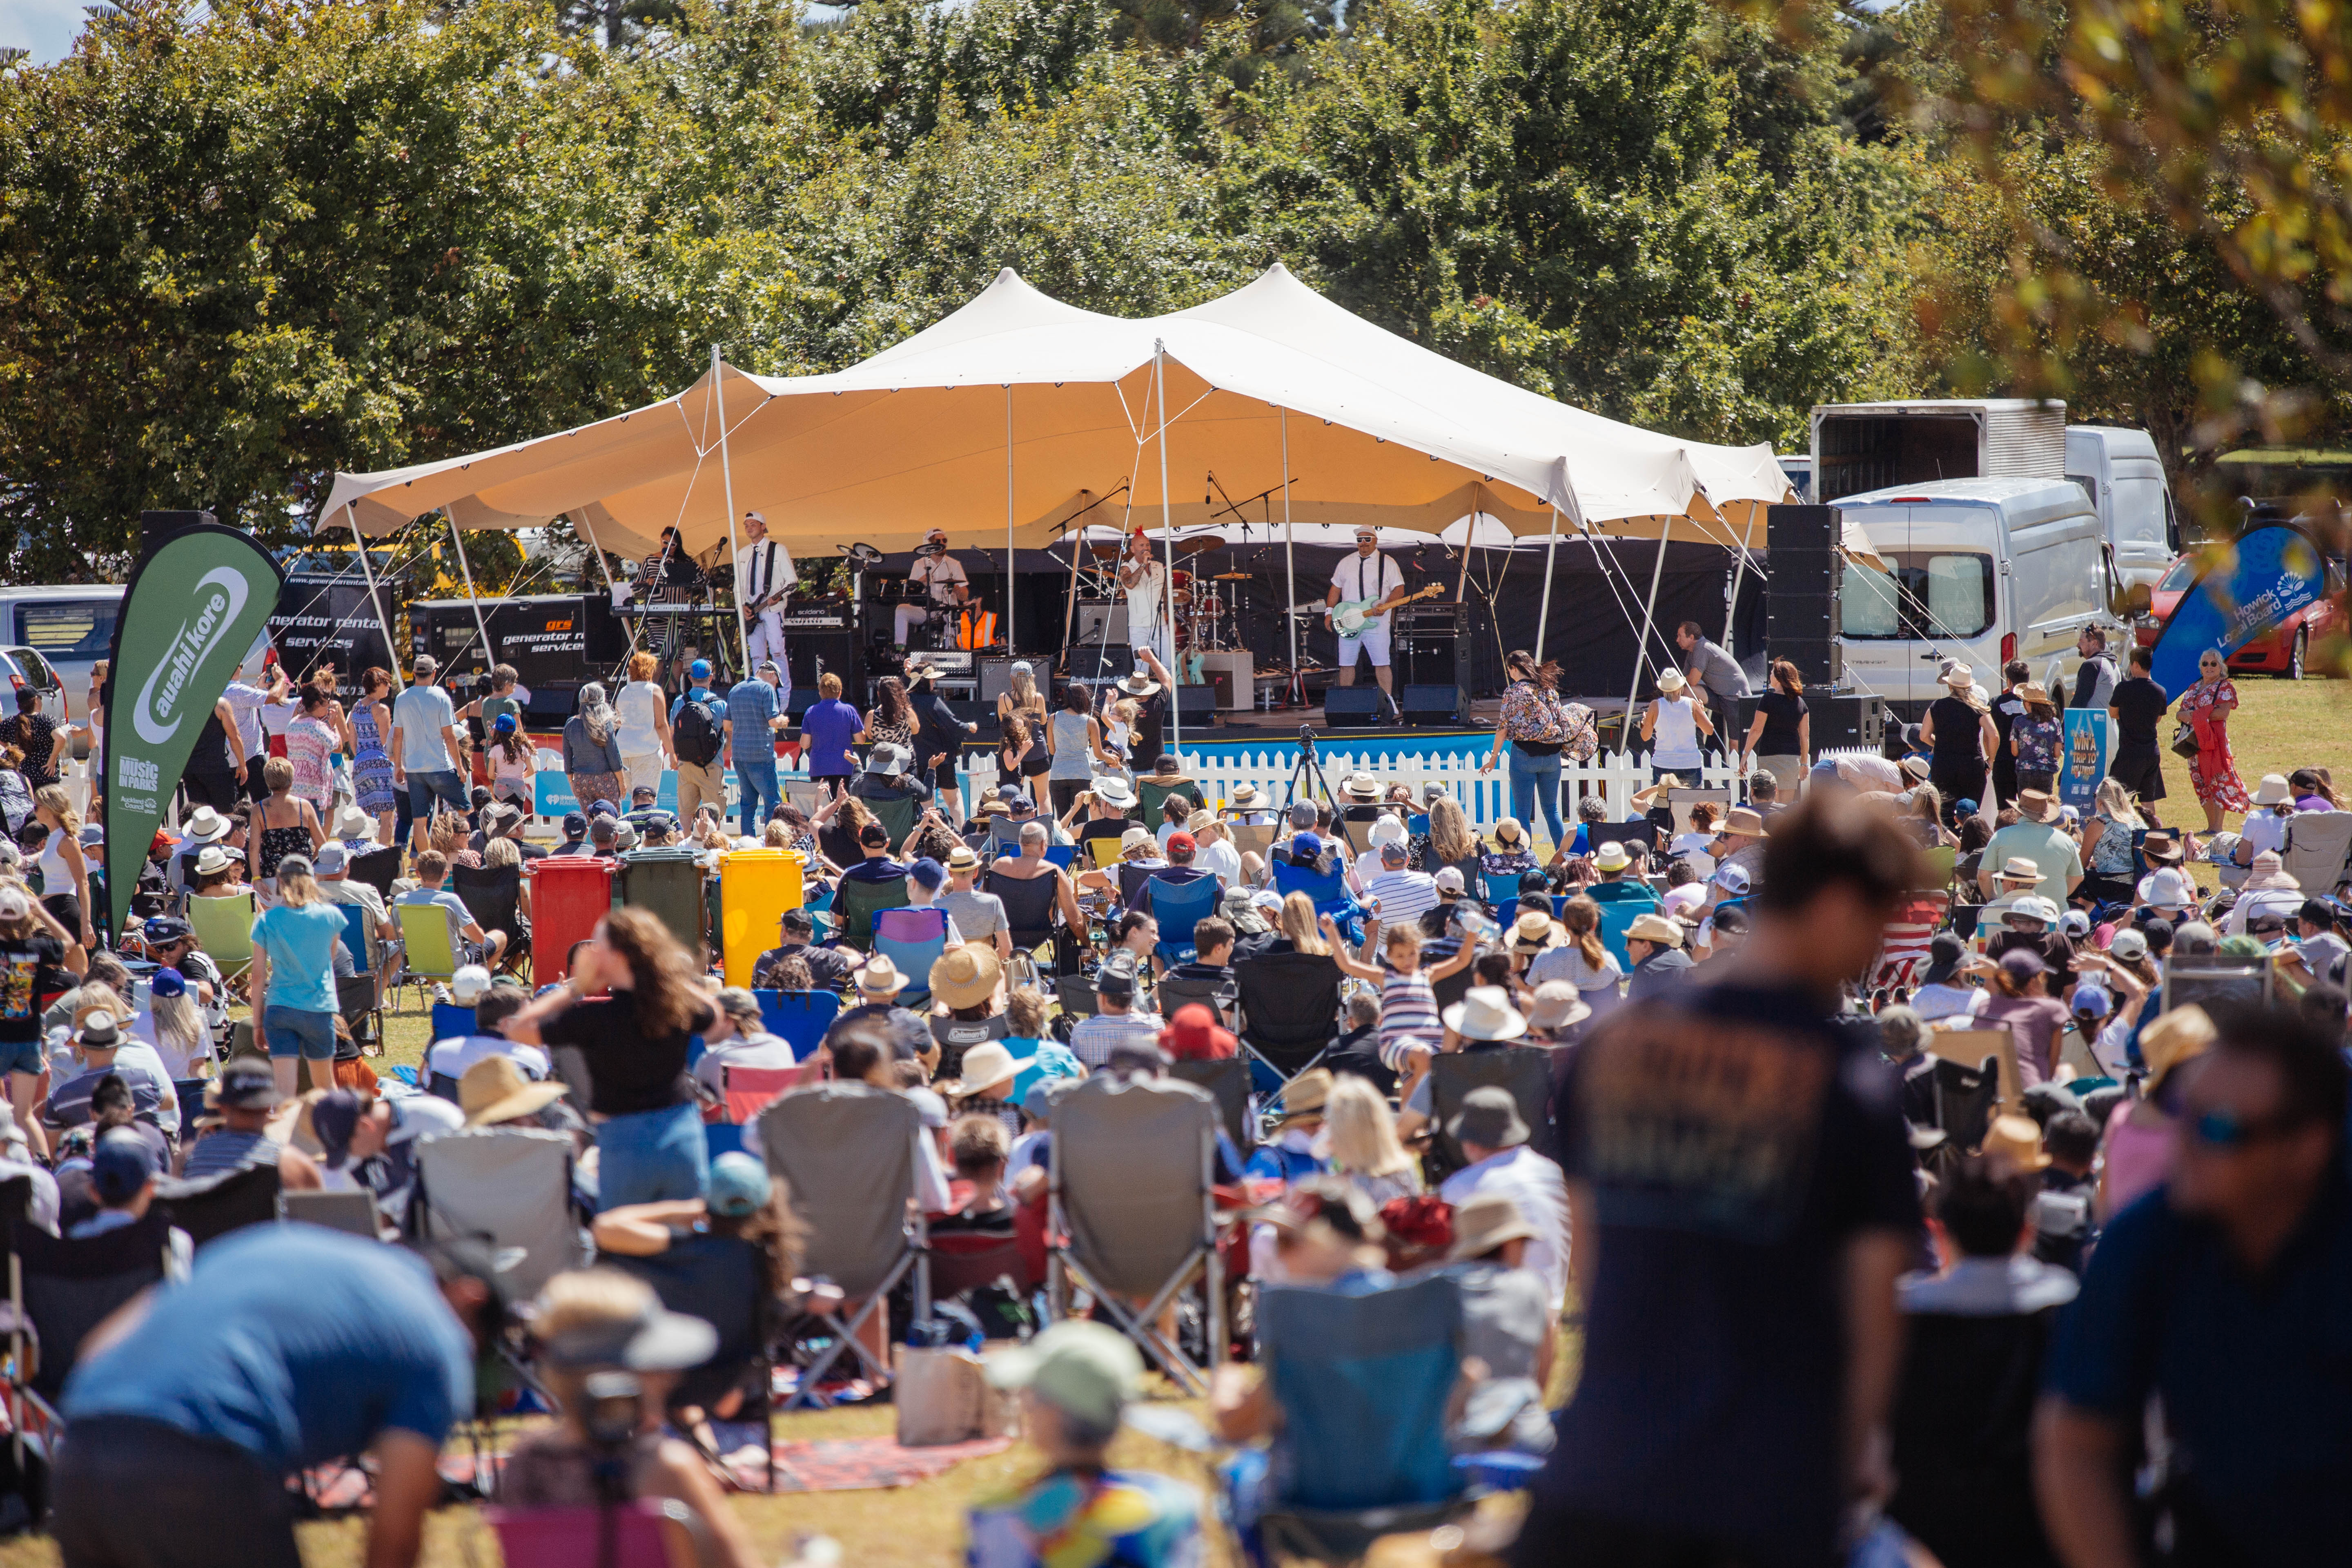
[2134, 550, 2348, 679]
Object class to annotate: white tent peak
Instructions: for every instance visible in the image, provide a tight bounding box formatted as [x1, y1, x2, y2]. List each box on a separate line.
[858, 266, 1116, 372]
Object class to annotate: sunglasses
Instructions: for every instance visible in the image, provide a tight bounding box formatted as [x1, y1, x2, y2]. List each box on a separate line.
[2187, 1106, 2300, 1150]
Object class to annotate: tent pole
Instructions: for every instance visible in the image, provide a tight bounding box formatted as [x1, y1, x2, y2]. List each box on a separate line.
[1621, 516, 1672, 758]
[711, 345, 750, 676]
[443, 508, 495, 675]
[1534, 502, 1562, 665]
[1155, 341, 1179, 759]
[1281, 406, 1298, 683]
[1006, 385, 1016, 659]
[1454, 485, 1479, 607]
[348, 503, 397, 679]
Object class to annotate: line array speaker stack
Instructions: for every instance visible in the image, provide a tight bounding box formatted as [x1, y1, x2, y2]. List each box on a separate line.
[785, 628, 862, 717]
[1766, 504, 1844, 688]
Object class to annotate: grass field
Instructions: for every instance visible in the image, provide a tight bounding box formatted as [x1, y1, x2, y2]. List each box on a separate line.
[2125, 675, 2352, 888]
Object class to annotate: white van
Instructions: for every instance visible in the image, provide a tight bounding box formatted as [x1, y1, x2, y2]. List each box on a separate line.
[2065, 426, 2180, 595]
[1833, 477, 2127, 718]
[0, 587, 125, 728]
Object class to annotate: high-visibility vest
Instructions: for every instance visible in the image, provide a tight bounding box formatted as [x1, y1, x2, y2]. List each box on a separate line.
[959, 608, 998, 649]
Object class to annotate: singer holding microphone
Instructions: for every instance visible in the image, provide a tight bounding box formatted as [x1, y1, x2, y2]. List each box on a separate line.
[895, 528, 970, 648]
[1117, 530, 1173, 671]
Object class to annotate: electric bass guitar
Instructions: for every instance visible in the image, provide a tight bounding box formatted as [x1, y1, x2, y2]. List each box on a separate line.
[1329, 583, 1445, 635]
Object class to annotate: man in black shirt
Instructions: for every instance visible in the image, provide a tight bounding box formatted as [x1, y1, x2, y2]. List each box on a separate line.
[903, 665, 975, 827]
[1989, 658, 2030, 806]
[752, 907, 857, 991]
[2105, 644, 2169, 803]
[1122, 656, 1169, 772]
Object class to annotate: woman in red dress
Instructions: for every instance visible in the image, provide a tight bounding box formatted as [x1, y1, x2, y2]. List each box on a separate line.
[2182, 648, 2250, 831]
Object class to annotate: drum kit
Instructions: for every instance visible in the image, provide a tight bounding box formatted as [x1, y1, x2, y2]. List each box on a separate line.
[1083, 534, 1253, 650]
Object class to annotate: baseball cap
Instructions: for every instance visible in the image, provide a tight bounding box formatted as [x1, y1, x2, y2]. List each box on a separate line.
[1096, 953, 1139, 999]
[689, 659, 712, 682]
[987, 1321, 1143, 1435]
[449, 965, 493, 1006]
[562, 811, 588, 838]
[630, 783, 659, 803]
[150, 967, 187, 1000]
[907, 857, 945, 891]
[492, 711, 517, 733]
[586, 797, 621, 819]
[706, 1152, 772, 1218]
[92, 1129, 157, 1205]
[1433, 866, 1466, 895]
[1710, 862, 1751, 896]
[144, 915, 192, 944]
[1290, 831, 1323, 859]
[214, 1056, 278, 1109]
[0, 888, 27, 923]
[1167, 831, 1196, 854]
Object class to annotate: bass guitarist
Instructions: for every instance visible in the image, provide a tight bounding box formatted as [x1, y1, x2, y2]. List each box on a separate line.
[734, 508, 796, 708]
[1325, 526, 1407, 705]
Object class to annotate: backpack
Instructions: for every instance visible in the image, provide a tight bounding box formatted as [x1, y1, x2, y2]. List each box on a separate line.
[1562, 701, 1600, 763]
[673, 697, 722, 767]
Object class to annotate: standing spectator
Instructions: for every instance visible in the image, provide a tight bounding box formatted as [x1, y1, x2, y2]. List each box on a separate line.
[2008, 682, 2063, 796]
[2077, 778, 2146, 906]
[2069, 625, 2120, 712]
[246, 757, 324, 889]
[1741, 658, 1812, 798]
[1045, 681, 1107, 818]
[0, 885, 79, 1158]
[1521, 792, 1922, 1568]
[1987, 659, 2031, 805]
[0, 687, 67, 791]
[1921, 664, 2000, 813]
[725, 658, 786, 837]
[176, 694, 245, 815]
[28, 785, 95, 947]
[248, 854, 347, 1101]
[283, 686, 345, 820]
[484, 713, 536, 813]
[798, 670, 862, 803]
[2104, 645, 2169, 806]
[221, 661, 287, 804]
[349, 667, 401, 846]
[613, 650, 674, 797]
[561, 682, 628, 813]
[904, 662, 977, 828]
[390, 656, 468, 849]
[1887, 1152, 2077, 1568]
[1481, 649, 1588, 849]
[503, 907, 719, 1206]
[54, 1228, 494, 1568]
[1677, 619, 1751, 766]
[1639, 669, 1713, 785]
[2037, 1006, 2352, 1565]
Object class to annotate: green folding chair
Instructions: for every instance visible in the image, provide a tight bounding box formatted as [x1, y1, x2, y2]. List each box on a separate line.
[869, 794, 919, 851]
[186, 893, 256, 993]
[831, 875, 911, 954]
[1137, 777, 1199, 827]
[396, 901, 462, 1014]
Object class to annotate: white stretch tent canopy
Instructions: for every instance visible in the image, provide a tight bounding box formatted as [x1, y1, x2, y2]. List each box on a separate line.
[318, 264, 1787, 560]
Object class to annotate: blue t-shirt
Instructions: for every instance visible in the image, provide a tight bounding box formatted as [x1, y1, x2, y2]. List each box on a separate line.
[1003, 1034, 1085, 1100]
[2043, 1174, 2352, 1559]
[390, 683, 457, 772]
[63, 1225, 472, 1470]
[726, 678, 780, 768]
[801, 698, 863, 777]
[669, 688, 728, 728]
[250, 901, 350, 1015]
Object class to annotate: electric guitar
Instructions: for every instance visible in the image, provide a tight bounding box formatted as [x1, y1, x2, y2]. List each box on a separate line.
[1330, 583, 1444, 635]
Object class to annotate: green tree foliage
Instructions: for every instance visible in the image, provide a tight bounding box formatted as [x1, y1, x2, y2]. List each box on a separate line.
[0, 0, 1915, 579]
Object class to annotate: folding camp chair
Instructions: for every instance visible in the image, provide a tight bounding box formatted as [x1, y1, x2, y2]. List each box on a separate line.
[830, 874, 911, 954]
[615, 848, 707, 958]
[412, 1128, 587, 1300]
[2285, 811, 2352, 896]
[185, 891, 255, 991]
[1231, 950, 1343, 1081]
[1914, 845, 1958, 894]
[930, 1012, 1010, 1081]
[395, 902, 462, 1014]
[1425, 1048, 1557, 1177]
[452, 862, 529, 978]
[756, 1084, 928, 1407]
[337, 901, 376, 980]
[1043, 843, 1078, 871]
[1479, 871, 1526, 913]
[606, 1232, 778, 1490]
[279, 1187, 383, 1238]
[1227, 823, 1275, 864]
[1930, 1055, 2002, 1154]
[485, 1500, 708, 1568]
[1243, 1275, 1470, 1565]
[1047, 1074, 1225, 1392]
[873, 906, 949, 1006]
[346, 844, 403, 901]
[1167, 1056, 1253, 1152]
[1084, 834, 1127, 873]
[1156, 971, 1238, 1028]
[755, 989, 843, 1060]
[721, 1063, 813, 1127]
[1142, 872, 1222, 967]
[337, 972, 383, 1058]
[156, 1159, 284, 1250]
[7, 1212, 171, 1407]
[868, 793, 920, 850]
[1138, 777, 1200, 826]
[1272, 859, 1357, 929]
[985, 867, 1068, 969]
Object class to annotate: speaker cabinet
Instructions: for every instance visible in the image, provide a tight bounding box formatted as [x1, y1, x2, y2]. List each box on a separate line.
[1399, 683, 1468, 724]
[1075, 602, 1128, 644]
[1173, 684, 1219, 722]
[1323, 686, 1388, 728]
[1064, 643, 1131, 681]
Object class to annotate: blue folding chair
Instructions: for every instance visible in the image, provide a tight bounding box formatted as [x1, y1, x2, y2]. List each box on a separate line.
[1230, 1276, 1470, 1566]
[1044, 843, 1077, 871]
[1143, 872, 1223, 968]
[1592, 898, 1646, 972]
[757, 989, 844, 1061]
[874, 906, 949, 1007]
[1408, 813, 1430, 837]
[431, 1001, 477, 1044]
[704, 1122, 745, 1158]
[338, 902, 374, 977]
[1480, 871, 1527, 913]
[1273, 858, 1363, 943]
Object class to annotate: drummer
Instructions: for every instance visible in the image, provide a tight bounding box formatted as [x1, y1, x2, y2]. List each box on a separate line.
[895, 527, 971, 647]
[1118, 530, 1174, 669]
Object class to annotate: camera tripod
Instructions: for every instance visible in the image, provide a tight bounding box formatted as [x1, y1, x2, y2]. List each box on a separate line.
[1282, 724, 1339, 816]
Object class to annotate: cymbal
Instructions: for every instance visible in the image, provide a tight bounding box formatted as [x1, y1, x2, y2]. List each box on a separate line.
[1212, 571, 1252, 580]
[1177, 535, 1226, 556]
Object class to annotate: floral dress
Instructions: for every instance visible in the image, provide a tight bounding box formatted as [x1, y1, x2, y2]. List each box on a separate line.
[285, 716, 339, 816]
[2011, 716, 2062, 781]
[350, 702, 397, 815]
[2182, 677, 2250, 813]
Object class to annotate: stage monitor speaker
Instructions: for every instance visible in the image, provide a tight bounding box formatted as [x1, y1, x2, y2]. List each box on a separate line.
[1808, 690, 1887, 751]
[977, 656, 1017, 703]
[1064, 643, 1131, 681]
[1323, 686, 1388, 728]
[1075, 602, 1129, 644]
[1172, 684, 1218, 723]
[140, 510, 216, 557]
[1399, 684, 1469, 725]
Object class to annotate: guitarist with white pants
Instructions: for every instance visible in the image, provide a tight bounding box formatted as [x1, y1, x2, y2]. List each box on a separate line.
[1326, 527, 1406, 706]
[735, 510, 797, 710]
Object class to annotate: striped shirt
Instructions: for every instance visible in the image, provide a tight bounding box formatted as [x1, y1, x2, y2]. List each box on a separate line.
[1363, 869, 1439, 927]
[1377, 969, 1443, 1072]
[1067, 1009, 1166, 1070]
[181, 1128, 281, 1180]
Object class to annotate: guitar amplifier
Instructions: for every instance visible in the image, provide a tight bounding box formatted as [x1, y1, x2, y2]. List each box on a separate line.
[1076, 601, 1128, 644]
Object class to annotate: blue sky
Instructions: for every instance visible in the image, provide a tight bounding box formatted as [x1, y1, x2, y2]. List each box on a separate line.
[2, 0, 91, 64]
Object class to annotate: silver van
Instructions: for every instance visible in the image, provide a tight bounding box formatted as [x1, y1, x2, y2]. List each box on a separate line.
[1833, 477, 2127, 718]
[0, 586, 125, 729]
